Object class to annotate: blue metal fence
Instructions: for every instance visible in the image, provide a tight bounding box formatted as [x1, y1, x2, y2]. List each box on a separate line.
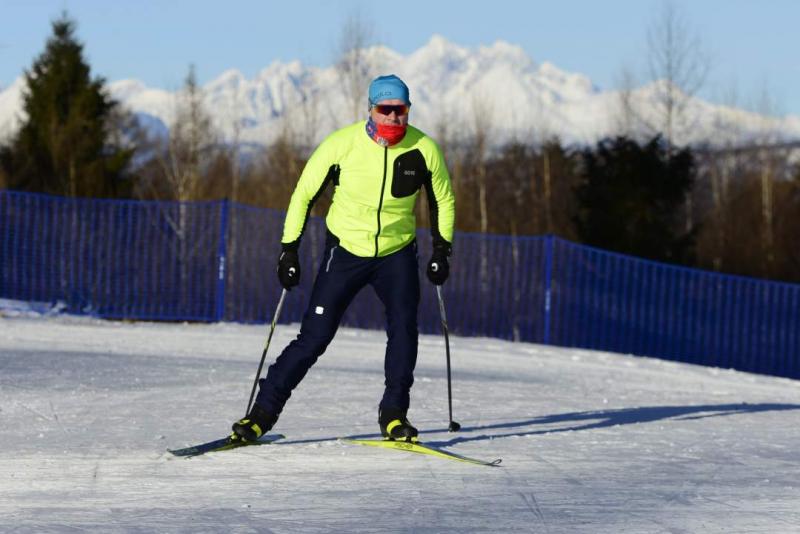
[1, 189, 798, 379]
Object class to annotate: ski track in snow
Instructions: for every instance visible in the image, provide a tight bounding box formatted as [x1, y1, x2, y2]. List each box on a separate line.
[1, 315, 800, 533]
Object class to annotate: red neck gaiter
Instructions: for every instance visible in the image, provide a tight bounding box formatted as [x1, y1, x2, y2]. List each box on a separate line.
[366, 117, 407, 146]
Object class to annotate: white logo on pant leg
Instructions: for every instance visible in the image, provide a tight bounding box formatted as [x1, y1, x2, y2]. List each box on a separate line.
[315, 306, 325, 315]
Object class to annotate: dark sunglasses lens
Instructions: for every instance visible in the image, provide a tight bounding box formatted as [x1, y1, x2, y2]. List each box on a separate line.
[376, 104, 408, 115]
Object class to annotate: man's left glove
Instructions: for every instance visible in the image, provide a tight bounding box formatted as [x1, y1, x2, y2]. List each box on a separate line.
[426, 244, 451, 285]
[277, 245, 300, 290]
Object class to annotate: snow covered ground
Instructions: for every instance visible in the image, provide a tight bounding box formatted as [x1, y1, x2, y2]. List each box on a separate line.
[1, 313, 800, 533]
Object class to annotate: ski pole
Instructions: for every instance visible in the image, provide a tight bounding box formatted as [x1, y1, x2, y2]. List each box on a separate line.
[435, 285, 461, 432]
[245, 287, 288, 415]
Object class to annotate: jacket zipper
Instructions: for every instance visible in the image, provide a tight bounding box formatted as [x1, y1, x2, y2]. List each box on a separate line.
[374, 147, 388, 257]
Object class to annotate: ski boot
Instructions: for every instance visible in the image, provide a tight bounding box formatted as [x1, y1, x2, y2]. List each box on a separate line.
[379, 407, 418, 442]
[231, 403, 278, 442]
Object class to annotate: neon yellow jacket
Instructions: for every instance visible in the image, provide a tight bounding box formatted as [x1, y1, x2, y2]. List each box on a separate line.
[282, 121, 455, 257]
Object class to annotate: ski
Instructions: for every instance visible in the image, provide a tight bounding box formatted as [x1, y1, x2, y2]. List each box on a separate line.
[168, 433, 285, 457]
[341, 438, 502, 467]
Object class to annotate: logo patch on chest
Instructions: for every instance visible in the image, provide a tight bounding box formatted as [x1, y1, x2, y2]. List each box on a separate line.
[392, 149, 428, 198]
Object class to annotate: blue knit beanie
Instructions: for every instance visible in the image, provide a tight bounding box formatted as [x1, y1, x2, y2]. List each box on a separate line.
[368, 74, 411, 105]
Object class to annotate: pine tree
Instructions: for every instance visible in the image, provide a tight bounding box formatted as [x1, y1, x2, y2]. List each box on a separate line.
[0, 13, 132, 197]
[574, 135, 696, 264]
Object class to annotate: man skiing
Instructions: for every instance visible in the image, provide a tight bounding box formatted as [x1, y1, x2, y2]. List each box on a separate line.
[232, 74, 455, 442]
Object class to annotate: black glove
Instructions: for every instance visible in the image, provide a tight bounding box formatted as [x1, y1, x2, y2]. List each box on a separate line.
[426, 244, 451, 285]
[277, 245, 300, 290]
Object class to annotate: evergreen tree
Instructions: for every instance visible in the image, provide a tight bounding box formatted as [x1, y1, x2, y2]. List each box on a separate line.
[574, 136, 696, 264]
[0, 13, 132, 197]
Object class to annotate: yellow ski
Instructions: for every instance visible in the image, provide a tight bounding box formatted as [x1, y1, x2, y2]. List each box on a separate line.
[342, 438, 501, 467]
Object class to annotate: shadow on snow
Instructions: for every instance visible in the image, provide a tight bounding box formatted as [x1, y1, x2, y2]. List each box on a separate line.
[280, 402, 800, 447]
[424, 402, 800, 448]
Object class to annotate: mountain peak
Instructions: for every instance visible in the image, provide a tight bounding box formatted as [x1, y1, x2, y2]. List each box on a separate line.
[480, 39, 532, 64]
[422, 34, 467, 55]
[0, 37, 798, 148]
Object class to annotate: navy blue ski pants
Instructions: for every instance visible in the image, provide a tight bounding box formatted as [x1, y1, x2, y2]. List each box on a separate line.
[255, 233, 420, 417]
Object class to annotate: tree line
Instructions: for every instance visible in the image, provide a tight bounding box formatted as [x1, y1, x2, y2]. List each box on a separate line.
[1, 14, 799, 284]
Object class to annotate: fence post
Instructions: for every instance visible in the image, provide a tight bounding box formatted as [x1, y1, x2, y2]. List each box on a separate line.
[543, 234, 554, 345]
[0, 190, 7, 297]
[214, 199, 229, 322]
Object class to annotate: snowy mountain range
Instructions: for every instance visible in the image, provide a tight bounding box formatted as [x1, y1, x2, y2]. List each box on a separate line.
[2, 35, 799, 148]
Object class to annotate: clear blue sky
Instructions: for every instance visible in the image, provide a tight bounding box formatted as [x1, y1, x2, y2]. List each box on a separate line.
[1, 0, 798, 116]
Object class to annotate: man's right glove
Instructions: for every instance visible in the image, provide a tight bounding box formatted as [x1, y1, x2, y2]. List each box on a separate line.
[426, 244, 451, 285]
[277, 245, 300, 290]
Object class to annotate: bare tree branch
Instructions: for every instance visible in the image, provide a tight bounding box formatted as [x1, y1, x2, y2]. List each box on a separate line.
[335, 11, 376, 125]
[645, 0, 710, 149]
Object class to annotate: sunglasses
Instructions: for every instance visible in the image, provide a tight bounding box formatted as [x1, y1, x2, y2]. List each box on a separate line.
[373, 104, 409, 116]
